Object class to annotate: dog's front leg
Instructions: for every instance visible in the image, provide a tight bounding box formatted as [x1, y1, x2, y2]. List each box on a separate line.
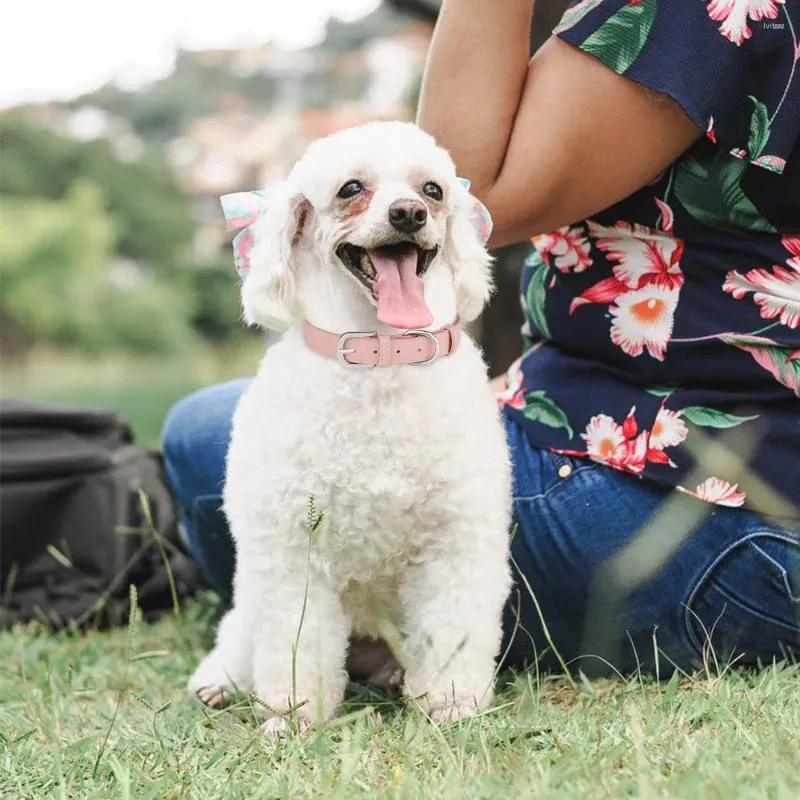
[399, 537, 511, 722]
[188, 606, 253, 706]
[238, 545, 350, 733]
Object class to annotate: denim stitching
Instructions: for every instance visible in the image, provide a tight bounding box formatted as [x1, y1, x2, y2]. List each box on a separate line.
[547, 450, 599, 474]
[695, 564, 800, 636]
[683, 529, 800, 656]
[512, 462, 600, 504]
[749, 542, 800, 604]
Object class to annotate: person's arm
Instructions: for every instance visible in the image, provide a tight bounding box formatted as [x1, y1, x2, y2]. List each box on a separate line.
[416, 0, 535, 197]
[417, 2, 703, 248]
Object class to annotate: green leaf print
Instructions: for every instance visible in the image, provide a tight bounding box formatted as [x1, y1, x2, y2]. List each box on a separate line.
[646, 387, 675, 397]
[721, 335, 800, 397]
[747, 96, 771, 160]
[522, 390, 574, 439]
[681, 406, 759, 429]
[579, 0, 657, 75]
[524, 249, 552, 340]
[674, 151, 777, 234]
[746, 348, 800, 397]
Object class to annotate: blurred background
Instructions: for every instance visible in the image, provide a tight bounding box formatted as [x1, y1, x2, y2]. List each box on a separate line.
[0, 0, 569, 445]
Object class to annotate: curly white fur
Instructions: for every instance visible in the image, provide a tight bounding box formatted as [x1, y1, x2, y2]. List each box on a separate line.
[187, 121, 513, 730]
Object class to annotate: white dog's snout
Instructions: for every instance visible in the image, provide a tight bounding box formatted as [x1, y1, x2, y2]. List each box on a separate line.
[388, 198, 428, 234]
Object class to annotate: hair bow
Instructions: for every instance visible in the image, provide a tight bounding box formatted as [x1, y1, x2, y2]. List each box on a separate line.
[220, 179, 493, 277]
[219, 188, 273, 277]
[456, 178, 494, 246]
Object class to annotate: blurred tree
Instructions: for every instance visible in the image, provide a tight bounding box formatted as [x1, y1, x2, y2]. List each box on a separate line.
[0, 117, 259, 353]
[182, 257, 255, 344]
[0, 181, 194, 358]
[72, 50, 281, 145]
[324, 3, 407, 51]
[0, 181, 115, 352]
[0, 116, 195, 271]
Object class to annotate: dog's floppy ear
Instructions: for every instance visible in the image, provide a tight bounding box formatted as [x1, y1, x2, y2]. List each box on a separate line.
[221, 183, 310, 331]
[443, 178, 495, 323]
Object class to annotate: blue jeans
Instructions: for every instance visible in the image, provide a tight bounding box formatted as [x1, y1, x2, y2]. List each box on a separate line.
[161, 379, 800, 676]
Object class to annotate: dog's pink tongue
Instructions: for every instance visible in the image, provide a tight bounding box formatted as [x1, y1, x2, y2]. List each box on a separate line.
[368, 247, 433, 329]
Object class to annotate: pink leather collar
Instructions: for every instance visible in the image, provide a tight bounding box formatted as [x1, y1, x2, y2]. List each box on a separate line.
[302, 319, 461, 368]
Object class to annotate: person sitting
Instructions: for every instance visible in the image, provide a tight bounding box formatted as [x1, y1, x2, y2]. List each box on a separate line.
[162, 0, 799, 676]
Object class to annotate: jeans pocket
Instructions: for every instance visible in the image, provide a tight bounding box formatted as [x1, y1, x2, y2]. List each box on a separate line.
[684, 531, 800, 664]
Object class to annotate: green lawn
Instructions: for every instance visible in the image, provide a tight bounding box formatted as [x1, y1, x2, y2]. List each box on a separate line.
[3, 349, 799, 797]
[1, 595, 798, 799]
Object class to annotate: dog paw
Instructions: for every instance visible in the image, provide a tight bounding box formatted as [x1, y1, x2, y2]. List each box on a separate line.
[195, 684, 230, 708]
[367, 658, 405, 692]
[428, 699, 479, 723]
[188, 648, 247, 705]
[259, 715, 311, 737]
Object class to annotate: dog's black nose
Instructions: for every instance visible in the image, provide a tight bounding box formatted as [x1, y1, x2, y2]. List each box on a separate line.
[388, 199, 427, 233]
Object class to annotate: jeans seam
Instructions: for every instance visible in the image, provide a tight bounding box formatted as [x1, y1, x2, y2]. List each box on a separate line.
[512, 463, 600, 503]
[749, 542, 800, 604]
[683, 529, 800, 656]
[701, 569, 800, 635]
[547, 450, 599, 473]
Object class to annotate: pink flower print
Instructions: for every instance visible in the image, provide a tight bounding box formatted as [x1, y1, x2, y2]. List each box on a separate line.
[569, 219, 684, 314]
[568, 203, 685, 360]
[753, 155, 787, 173]
[678, 477, 747, 507]
[648, 407, 688, 450]
[723, 267, 800, 329]
[535, 226, 593, 273]
[581, 408, 648, 475]
[705, 0, 784, 46]
[570, 204, 684, 311]
[568, 276, 630, 315]
[496, 358, 527, 410]
[782, 236, 800, 270]
[736, 340, 800, 396]
[610, 285, 681, 361]
[589, 218, 684, 292]
[724, 236, 800, 329]
[558, 406, 685, 475]
[654, 198, 675, 235]
[582, 413, 626, 463]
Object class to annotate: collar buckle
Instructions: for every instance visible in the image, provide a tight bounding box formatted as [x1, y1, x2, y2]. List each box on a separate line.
[402, 329, 441, 365]
[336, 332, 377, 368]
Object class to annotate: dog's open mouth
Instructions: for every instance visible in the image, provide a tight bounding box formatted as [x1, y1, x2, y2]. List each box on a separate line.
[335, 242, 438, 329]
[336, 242, 437, 288]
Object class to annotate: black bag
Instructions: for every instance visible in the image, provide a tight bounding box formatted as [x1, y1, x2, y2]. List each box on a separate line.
[0, 399, 199, 630]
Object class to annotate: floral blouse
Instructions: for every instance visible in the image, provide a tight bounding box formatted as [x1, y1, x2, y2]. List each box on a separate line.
[498, 0, 800, 514]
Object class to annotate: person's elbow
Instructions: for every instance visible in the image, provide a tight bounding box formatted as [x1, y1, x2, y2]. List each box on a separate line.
[477, 181, 558, 250]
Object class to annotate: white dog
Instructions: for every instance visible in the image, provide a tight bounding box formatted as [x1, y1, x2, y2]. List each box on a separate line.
[187, 121, 513, 732]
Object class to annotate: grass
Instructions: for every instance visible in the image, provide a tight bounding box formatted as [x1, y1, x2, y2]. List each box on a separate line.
[3, 348, 799, 797]
[1, 594, 798, 799]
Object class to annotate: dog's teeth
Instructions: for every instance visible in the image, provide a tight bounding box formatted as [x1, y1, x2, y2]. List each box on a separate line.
[361, 252, 376, 279]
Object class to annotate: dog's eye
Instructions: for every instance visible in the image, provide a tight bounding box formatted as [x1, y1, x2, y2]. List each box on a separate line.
[422, 182, 443, 201]
[337, 180, 363, 199]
